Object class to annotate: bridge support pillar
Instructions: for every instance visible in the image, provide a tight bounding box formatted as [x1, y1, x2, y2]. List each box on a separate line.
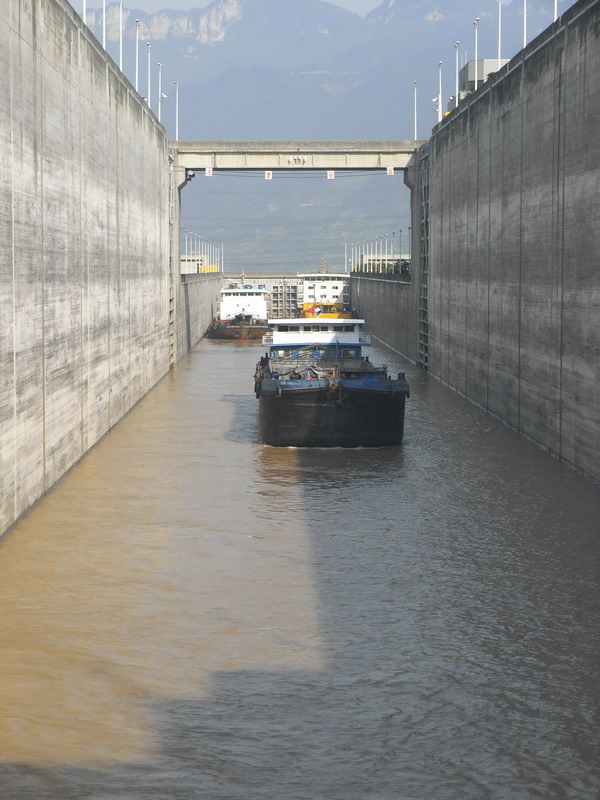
[168, 160, 197, 364]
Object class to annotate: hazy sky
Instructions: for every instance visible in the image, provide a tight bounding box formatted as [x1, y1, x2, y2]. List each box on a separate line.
[126, 0, 380, 15]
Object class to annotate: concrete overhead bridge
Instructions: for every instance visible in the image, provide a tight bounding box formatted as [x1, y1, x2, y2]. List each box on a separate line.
[170, 140, 426, 280]
[172, 140, 425, 180]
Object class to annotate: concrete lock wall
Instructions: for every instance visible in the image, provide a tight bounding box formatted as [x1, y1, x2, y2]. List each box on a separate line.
[351, 155, 424, 364]
[177, 274, 221, 356]
[351, 275, 419, 363]
[0, 0, 172, 535]
[427, 0, 600, 481]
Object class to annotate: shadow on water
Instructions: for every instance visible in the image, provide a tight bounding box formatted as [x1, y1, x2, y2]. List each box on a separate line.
[222, 392, 262, 445]
[1, 339, 599, 799]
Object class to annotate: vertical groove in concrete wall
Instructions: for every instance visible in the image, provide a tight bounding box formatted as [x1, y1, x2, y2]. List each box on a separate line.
[0, 0, 171, 535]
[428, 0, 600, 481]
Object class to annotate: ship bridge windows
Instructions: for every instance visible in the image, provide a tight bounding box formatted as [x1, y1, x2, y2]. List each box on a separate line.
[295, 324, 333, 332]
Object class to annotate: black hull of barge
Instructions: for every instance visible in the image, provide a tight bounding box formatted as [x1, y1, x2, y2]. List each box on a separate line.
[259, 389, 406, 448]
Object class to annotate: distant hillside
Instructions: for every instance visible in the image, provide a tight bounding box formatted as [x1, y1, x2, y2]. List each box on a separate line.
[90, 0, 563, 141]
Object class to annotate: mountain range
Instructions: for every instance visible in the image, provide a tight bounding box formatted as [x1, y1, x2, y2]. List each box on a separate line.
[86, 0, 570, 271]
[91, 0, 566, 140]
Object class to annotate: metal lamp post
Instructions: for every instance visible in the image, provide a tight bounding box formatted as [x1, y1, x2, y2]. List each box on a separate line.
[135, 20, 140, 91]
[119, 0, 123, 70]
[147, 43, 151, 108]
[498, 0, 502, 71]
[474, 18, 479, 90]
[454, 42, 459, 108]
[413, 81, 418, 139]
[437, 61, 442, 123]
[158, 63, 163, 122]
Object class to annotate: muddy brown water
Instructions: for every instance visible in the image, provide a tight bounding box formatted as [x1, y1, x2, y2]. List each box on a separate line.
[1, 338, 598, 799]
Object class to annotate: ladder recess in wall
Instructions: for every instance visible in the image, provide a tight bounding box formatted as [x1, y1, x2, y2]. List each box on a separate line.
[417, 147, 430, 370]
[168, 290, 176, 365]
[168, 175, 177, 366]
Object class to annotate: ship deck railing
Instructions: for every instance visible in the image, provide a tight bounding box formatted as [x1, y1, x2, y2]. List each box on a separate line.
[268, 356, 382, 373]
[262, 333, 371, 346]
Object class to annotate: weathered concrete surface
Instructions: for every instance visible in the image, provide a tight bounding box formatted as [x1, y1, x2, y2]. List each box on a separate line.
[0, 0, 171, 534]
[175, 140, 426, 171]
[177, 274, 222, 355]
[428, 0, 600, 480]
[351, 275, 419, 363]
